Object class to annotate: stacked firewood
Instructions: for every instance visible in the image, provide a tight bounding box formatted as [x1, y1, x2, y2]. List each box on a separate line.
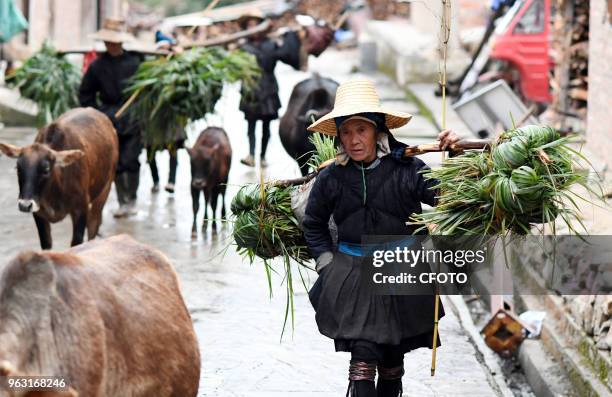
[295, 0, 346, 22]
[567, 0, 589, 117]
[550, 0, 589, 125]
[366, 0, 411, 20]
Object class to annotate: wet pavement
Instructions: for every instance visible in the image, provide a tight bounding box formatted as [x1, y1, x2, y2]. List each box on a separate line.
[0, 48, 503, 396]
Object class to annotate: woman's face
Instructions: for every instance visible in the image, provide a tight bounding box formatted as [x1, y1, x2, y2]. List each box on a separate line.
[338, 119, 377, 163]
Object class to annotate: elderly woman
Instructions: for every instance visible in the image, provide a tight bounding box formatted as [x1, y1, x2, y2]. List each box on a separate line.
[303, 78, 459, 397]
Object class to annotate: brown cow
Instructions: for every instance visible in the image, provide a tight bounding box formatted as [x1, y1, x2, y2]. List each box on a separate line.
[0, 107, 118, 250]
[0, 235, 201, 397]
[188, 126, 232, 233]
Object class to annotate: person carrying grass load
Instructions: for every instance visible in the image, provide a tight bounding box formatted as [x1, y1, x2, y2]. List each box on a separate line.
[79, 18, 143, 218]
[304, 78, 460, 397]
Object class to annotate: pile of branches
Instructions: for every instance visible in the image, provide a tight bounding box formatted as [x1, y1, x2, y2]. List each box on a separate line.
[412, 125, 594, 235]
[550, 0, 590, 124]
[7, 43, 80, 125]
[124, 47, 260, 148]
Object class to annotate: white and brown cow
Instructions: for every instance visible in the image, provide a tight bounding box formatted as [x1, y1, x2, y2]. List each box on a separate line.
[0, 107, 118, 250]
[0, 235, 200, 397]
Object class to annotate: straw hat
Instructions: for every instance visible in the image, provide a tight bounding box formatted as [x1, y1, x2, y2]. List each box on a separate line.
[307, 78, 413, 136]
[237, 9, 265, 28]
[89, 17, 135, 43]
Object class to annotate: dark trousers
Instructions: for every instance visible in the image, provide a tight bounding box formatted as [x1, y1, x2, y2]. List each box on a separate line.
[350, 340, 404, 397]
[247, 119, 271, 158]
[115, 133, 142, 205]
[147, 147, 178, 185]
[117, 133, 143, 174]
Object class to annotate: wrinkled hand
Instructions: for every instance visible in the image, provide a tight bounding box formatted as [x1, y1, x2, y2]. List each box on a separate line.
[437, 129, 461, 151]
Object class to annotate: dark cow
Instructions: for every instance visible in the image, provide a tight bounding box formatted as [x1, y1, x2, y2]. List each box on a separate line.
[188, 127, 232, 232]
[0, 108, 118, 250]
[0, 235, 200, 397]
[279, 74, 338, 176]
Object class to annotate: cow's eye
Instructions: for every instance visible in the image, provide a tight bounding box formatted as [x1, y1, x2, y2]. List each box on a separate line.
[41, 163, 51, 174]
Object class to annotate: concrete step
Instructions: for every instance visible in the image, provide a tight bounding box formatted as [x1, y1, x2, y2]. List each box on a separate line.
[515, 265, 612, 397]
[0, 87, 37, 126]
[518, 339, 576, 397]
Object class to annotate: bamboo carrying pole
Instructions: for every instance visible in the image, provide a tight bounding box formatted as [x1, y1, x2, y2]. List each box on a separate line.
[431, 0, 452, 377]
[272, 139, 491, 188]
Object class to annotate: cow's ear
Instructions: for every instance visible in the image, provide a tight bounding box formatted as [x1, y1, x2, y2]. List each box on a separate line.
[0, 143, 23, 158]
[55, 150, 85, 167]
[0, 360, 14, 376]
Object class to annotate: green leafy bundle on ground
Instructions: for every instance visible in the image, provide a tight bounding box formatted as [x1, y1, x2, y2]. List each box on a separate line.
[7, 43, 80, 125]
[125, 47, 260, 148]
[412, 125, 595, 235]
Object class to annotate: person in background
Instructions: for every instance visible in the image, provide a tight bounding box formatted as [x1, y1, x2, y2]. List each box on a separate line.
[146, 29, 186, 194]
[79, 18, 143, 217]
[237, 10, 303, 168]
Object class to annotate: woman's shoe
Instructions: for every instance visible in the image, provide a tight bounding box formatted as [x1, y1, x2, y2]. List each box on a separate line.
[240, 155, 255, 167]
[260, 158, 268, 168]
[165, 183, 175, 193]
[151, 183, 160, 193]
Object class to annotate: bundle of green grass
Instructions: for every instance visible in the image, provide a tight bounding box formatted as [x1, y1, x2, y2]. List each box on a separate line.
[231, 183, 311, 334]
[231, 183, 312, 264]
[413, 125, 591, 235]
[125, 47, 260, 149]
[231, 133, 335, 265]
[6, 43, 80, 125]
[230, 133, 336, 332]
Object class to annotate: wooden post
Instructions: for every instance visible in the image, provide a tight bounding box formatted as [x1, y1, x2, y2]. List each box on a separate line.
[431, 0, 452, 378]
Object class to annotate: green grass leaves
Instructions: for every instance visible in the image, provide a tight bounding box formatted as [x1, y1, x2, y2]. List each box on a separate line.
[124, 47, 260, 149]
[412, 125, 594, 236]
[6, 43, 80, 126]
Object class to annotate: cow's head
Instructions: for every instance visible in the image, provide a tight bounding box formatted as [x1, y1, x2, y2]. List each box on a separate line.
[296, 87, 335, 129]
[187, 144, 219, 190]
[0, 143, 84, 213]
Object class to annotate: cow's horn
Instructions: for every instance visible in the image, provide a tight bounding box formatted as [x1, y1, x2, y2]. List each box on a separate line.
[0, 360, 14, 376]
[304, 109, 320, 120]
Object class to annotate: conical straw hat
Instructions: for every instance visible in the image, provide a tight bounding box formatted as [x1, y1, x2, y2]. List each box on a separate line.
[237, 9, 266, 27]
[307, 78, 412, 136]
[89, 17, 135, 43]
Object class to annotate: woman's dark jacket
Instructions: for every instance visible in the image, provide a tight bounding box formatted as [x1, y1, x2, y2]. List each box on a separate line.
[239, 31, 302, 121]
[303, 156, 438, 259]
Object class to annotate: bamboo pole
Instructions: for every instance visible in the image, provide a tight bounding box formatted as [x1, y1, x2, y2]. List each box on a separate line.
[187, 0, 222, 37]
[432, 0, 452, 378]
[272, 139, 490, 188]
